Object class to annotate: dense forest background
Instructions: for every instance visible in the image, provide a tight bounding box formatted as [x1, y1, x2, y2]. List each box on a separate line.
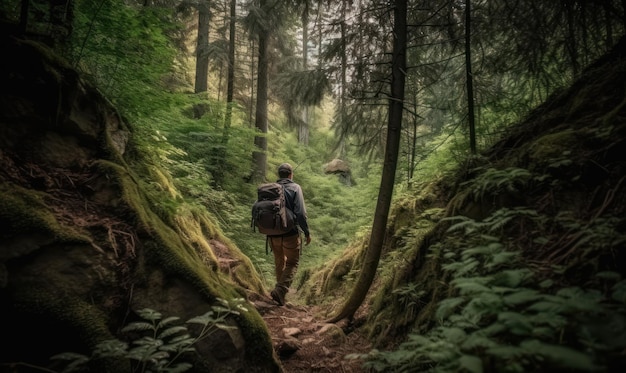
[2, 0, 622, 284]
[1, 0, 626, 372]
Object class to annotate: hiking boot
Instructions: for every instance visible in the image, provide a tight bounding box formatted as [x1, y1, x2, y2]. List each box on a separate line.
[270, 286, 287, 306]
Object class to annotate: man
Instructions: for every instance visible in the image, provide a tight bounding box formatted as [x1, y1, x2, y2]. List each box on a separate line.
[269, 163, 311, 306]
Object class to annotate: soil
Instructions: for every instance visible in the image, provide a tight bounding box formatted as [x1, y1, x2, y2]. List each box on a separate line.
[251, 291, 373, 373]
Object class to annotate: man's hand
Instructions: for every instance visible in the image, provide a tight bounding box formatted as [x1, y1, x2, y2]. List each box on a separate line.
[305, 235, 311, 246]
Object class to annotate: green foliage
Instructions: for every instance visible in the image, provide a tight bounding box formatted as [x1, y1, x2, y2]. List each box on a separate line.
[393, 283, 427, 310]
[50, 299, 247, 373]
[445, 207, 541, 235]
[353, 208, 626, 372]
[70, 0, 180, 119]
[460, 167, 532, 201]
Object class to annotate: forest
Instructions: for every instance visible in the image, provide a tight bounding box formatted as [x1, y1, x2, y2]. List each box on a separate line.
[1, 0, 626, 372]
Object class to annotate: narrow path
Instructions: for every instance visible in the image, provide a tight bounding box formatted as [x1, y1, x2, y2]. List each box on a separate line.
[252, 293, 372, 372]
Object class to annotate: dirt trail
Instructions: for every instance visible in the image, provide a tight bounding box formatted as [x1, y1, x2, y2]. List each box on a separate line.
[252, 293, 373, 373]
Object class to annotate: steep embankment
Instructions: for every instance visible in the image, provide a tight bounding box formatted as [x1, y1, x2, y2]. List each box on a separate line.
[0, 29, 280, 372]
[304, 37, 626, 372]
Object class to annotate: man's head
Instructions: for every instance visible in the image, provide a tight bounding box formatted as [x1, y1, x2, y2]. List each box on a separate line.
[278, 163, 293, 178]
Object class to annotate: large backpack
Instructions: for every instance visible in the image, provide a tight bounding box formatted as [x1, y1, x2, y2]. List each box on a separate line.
[251, 182, 296, 236]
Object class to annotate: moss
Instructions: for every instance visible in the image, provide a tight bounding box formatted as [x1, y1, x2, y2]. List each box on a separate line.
[0, 183, 90, 243]
[98, 160, 265, 294]
[108, 162, 264, 297]
[97, 155, 277, 367]
[528, 129, 578, 163]
[2, 34, 278, 371]
[365, 222, 443, 344]
[236, 308, 281, 372]
[173, 205, 220, 267]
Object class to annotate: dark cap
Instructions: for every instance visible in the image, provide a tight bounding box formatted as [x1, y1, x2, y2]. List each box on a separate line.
[278, 163, 293, 174]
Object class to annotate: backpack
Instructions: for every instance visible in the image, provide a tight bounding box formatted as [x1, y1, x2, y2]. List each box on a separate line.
[251, 182, 296, 236]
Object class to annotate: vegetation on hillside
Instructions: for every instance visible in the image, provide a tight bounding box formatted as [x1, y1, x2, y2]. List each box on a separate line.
[1, 0, 625, 371]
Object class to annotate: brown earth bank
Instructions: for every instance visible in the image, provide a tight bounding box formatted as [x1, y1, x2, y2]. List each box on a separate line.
[0, 26, 279, 373]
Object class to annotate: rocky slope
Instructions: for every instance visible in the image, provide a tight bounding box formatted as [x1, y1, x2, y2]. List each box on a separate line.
[0, 27, 280, 372]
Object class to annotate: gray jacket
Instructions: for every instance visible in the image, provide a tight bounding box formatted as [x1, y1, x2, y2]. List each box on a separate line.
[276, 178, 310, 238]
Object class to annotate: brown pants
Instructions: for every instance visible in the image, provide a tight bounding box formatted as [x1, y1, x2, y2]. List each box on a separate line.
[269, 234, 301, 289]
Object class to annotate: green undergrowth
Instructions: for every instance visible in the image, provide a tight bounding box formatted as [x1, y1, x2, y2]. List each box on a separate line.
[306, 52, 626, 372]
[351, 207, 626, 372]
[18, 300, 248, 373]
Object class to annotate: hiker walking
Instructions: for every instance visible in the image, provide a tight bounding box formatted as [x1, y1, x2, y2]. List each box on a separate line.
[268, 163, 311, 305]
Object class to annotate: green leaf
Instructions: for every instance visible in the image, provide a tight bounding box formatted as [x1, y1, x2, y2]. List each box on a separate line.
[136, 308, 162, 321]
[531, 326, 556, 338]
[492, 269, 531, 287]
[187, 312, 215, 326]
[454, 280, 492, 295]
[164, 362, 193, 373]
[461, 334, 498, 350]
[132, 336, 162, 347]
[539, 279, 554, 288]
[92, 339, 129, 358]
[476, 322, 507, 337]
[159, 326, 188, 339]
[436, 297, 467, 321]
[596, 271, 621, 281]
[439, 327, 467, 343]
[461, 293, 504, 324]
[121, 321, 154, 333]
[457, 259, 480, 276]
[486, 251, 517, 268]
[169, 334, 194, 344]
[216, 323, 238, 331]
[526, 301, 567, 314]
[497, 312, 533, 336]
[521, 340, 599, 371]
[158, 316, 181, 328]
[485, 345, 526, 359]
[503, 289, 542, 306]
[458, 354, 483, 373]
[463, 245, 497, 257]
[529, 312, 567, 329]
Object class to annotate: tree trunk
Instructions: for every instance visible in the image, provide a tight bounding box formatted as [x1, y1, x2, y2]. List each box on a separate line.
[299, 2, 310, 145]
[213, 0, 236, 187]
[336, 0, 348, 159]
[249, 39, 256, 126]
[409, 92, 417, 182]
[194, 0, 210, 94]
[252, 24, 268, 182]
[226, 0, 236, 124]
[465, 0, 476, 154]
[327, 0, 407, 323]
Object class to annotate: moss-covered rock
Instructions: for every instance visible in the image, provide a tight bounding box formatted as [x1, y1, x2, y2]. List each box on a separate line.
[0, 30, 279, 372]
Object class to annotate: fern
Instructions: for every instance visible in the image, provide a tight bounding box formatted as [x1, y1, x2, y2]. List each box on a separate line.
[460, 167, 532, 201]
[359, 209, 626, 372]
[392, 283, 427, 309]
[49, 298, 247, 373]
